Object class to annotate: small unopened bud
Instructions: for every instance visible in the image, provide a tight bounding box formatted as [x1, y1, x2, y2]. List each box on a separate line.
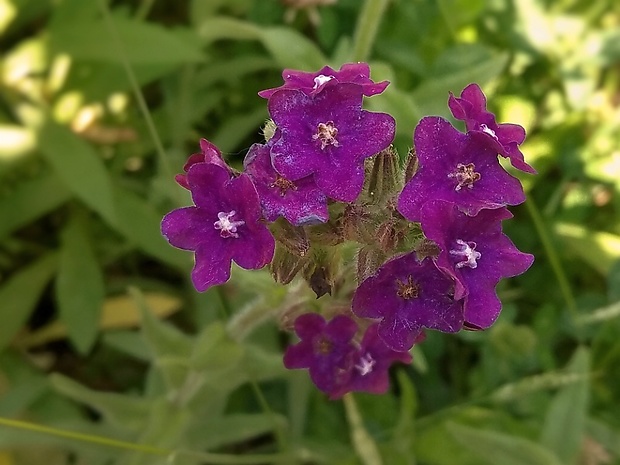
[415, 238, 440, 261]
[376, 220, 399, 253]
[339, 204, 371, 243]
[404, 147, 418, 183]
[302, 246, 340, 298]
[365, 145, 401, 204]
[270, 244, 309, 285]
[271, 218, 310, 257]
[356, 246, 387, 283]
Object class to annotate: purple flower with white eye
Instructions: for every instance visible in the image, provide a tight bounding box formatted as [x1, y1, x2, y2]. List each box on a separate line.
[175, 138, 231, 189]
[397, 116, 525, 222]
[352, 252, 463, 352]
[419, 200, 534, 329]
[448, 83, 535, 174]
[243, 142, 329, 226]
[161, 163, 275, 292]
[330, 324, 413, 399]
[284, 313, 358, 395]
[269, 83, 395, 202]
[258, 62, 389, 99]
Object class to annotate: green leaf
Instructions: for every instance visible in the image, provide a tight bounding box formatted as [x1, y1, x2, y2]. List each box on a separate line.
[554, 223, 620, 275]
[0, 254, 57, 353]
[448, 422, 564, 465]
[50, 16, 203, 65]
[38, 121, 116, 226]
[258, 27, 327, 70]
[50, 373, 151, 433]
[0, 171, 71, 238]
[190, 322, 244, 372]
[113, 185, 188, 269]
[131, 287, 193, 359]
[56, 215, 105, 354]
[199, 413, 287, 450]
[541, 346, 590, 464]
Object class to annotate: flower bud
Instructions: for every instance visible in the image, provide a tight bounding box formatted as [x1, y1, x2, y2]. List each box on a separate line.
[365, 145, 401, 204]
[404, 147, 418, 183]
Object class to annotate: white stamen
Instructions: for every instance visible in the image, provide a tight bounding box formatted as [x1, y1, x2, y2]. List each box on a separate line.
[214, 210, 245, 238]
[449, 239, 481, 269]
[479, 124, 498, 140]
[313, 74, 333, 90]
[355, 353, 376, 376]
[312, 121, 339, 150]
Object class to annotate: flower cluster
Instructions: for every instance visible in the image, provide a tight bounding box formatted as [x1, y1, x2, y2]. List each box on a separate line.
[161, 66, 534, 399]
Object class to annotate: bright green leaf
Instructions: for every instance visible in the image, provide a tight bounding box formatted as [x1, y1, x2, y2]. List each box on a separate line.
[50, 17, 203, 65]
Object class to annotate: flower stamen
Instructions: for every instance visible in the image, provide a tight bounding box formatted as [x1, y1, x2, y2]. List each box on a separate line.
[312, 121, 339, 150]
[448, 163, 481, 191]
[355, 353, 376, 376]
[479, 124, 498, 140]
[313, 74, 333, 90]
[214, 210, 245, 238]
[396, 275, 420, 300]
[450, 239, 481, 269]
[269, 175, 298, 196]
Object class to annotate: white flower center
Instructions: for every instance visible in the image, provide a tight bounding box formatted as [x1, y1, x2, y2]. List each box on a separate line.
[355, 353, 376, 376]
[312, 121, 339, 150]
[214, 210, 245, 238]
[447, 163, 481, 191]
[449, 239, 481, 269]
[313, 74, 333, 90]
[479, 124, 498, 140]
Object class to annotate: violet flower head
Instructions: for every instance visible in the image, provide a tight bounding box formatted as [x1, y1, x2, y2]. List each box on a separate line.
[161, 163, 275, 292]
[258, 62, 389, 99]
[397, 116, 525, 222]
[175, 138, 230, 189]
[284, 313, 358, 395]
[243, 142, 329, 226]
[419, 200, 534, 329]
[352, 252, 464, 352]
[448, 83, 535, 174]
[330, 324, 412, 399]
[269, 83, 395, 202]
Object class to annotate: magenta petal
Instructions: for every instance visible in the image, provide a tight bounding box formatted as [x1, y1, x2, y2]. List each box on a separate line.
[192, 245, 233, 292]
[161, 207, 219, 251]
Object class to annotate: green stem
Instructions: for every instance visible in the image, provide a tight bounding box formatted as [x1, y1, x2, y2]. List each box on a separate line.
[525, 198, 579, 321]
[351, 0, 390, 62]
[0, 417, 293, 464]
[97, 0, 181, 206]
[343, 394, 383, 465]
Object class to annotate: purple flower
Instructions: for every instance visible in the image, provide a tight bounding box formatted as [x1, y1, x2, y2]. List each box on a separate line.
[161, 163, 275, 292]
[175, 138, 231, 189]
[448, 83, 535, 174]
[352, 252, 463, 351]
[258, 62, 389, 99]
[419, 200, 534, 329]
[284, 313, 358, 395]
[330, 324, 412, 399]
[269, 83, 395, 202]
[243, 142, 329, 226]
[397, 116, 525, 222]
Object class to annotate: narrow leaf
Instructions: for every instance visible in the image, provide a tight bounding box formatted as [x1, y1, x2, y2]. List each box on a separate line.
[541, 346, 590, 464]
[0, 171, 71, 238]
[56, 215, 105, 354]
[38, 121, 116, 226]
[448, 422, 564, 465]
[0, 254, 57, 353]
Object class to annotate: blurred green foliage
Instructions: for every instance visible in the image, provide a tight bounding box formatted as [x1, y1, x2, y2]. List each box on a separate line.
[1, 0, 620, 464]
